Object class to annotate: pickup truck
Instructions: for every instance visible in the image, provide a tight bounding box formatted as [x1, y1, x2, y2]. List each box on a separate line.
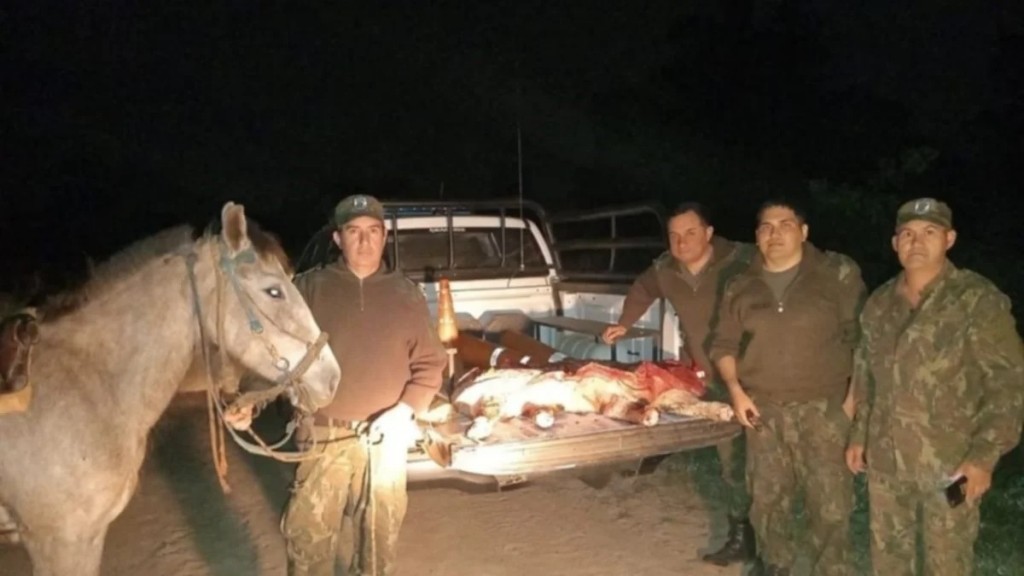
[294, 199, 741, 489]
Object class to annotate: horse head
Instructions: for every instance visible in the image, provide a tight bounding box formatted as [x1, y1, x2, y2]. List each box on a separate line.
[190, 202, 340, 414]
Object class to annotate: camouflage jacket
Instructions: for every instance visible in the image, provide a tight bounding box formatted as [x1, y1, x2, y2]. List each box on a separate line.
[850, 263, 1024, 476]
[616, 237, 755, 378]
[709, 244, 866, 402]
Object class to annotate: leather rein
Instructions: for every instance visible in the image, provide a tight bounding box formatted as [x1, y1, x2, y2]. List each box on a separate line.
[184, 241, 329, 492]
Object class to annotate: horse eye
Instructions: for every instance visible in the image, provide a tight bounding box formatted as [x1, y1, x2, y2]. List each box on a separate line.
[264, 286, 285, 299]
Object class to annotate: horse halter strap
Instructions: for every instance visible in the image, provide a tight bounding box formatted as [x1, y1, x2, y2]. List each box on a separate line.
[211, 242, 328, 406]
[185, 244, 327, 402]
[183, 242, 329, 491]
[216, 247, 264, 334]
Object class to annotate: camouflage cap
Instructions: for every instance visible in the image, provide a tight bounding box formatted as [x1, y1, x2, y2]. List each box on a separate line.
[896, 197, 953, 229]
[333, 194, 385, 227]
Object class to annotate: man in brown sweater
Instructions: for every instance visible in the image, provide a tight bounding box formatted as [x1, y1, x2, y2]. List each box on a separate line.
[710, 199, 865, 576]
[601, 202, 756, 566]
[280, 194, 447, 576]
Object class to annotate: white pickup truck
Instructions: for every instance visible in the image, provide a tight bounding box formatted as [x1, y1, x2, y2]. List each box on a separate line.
[295, 199, 740, 489]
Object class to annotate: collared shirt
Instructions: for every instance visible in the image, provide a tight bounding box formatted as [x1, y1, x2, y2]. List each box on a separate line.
[676, 247, 714, 291]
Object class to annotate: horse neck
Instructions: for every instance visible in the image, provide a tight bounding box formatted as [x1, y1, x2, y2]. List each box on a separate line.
[42, 246, 206, 436]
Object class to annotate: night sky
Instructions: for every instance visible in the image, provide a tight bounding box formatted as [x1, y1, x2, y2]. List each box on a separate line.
[2, 1, 1022, 302]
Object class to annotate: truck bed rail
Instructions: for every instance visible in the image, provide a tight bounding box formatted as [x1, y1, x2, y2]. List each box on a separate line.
[295, 198, 668, 283]
[409, 413, 741, 484]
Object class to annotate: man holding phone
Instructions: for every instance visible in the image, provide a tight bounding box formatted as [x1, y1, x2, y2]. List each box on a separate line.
[846, 198, 1024, 575]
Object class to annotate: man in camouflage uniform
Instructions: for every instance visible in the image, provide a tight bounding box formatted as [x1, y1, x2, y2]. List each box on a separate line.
[601, 202, 757, 566]
[282, 194, 447, 576]
[846, 198, 1024, 576]
[710, 199, 865, 576]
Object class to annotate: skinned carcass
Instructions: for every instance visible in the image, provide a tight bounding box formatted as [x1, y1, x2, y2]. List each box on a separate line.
[452, 361, 734, 440]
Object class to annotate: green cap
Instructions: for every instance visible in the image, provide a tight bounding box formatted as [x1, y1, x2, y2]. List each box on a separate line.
[896, 197, 953, 229]
[333, 194, 385, 226]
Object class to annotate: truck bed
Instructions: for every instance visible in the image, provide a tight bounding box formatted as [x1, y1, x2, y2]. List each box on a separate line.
[409, 412, 741, 488]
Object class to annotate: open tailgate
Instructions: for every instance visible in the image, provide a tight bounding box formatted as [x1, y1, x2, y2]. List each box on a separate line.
[409, 413, 741, 485]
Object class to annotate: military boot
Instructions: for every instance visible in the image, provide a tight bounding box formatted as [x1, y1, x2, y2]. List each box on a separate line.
[701, 515, 756, 566]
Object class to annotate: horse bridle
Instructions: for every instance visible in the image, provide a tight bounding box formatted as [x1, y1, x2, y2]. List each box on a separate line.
[183, 240, 330, 476]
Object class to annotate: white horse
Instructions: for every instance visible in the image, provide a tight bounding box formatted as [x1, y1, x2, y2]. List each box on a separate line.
[0, 202, 341, 576]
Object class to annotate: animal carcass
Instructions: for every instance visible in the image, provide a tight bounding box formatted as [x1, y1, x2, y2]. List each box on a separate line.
[452, 361, 734, 440]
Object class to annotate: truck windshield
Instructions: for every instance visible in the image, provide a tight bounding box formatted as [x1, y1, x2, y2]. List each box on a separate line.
[387, 227, 547, 274]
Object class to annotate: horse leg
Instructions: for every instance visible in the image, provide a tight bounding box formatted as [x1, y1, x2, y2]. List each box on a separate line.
[23, 527, 108, 576]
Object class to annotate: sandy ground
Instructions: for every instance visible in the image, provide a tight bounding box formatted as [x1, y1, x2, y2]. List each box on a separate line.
[0, 395, 745, 576]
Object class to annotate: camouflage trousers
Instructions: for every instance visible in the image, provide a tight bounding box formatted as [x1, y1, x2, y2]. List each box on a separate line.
[706, 382, 752, 518]
[867, 470, 980, 576]
[281, 424, 409, 576]
[746, 397, 853, 575]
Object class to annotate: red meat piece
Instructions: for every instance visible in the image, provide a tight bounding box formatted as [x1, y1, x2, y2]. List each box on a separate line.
[649, 360, 707, 398]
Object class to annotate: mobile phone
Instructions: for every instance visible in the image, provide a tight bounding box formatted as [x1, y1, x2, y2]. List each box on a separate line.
[945, 476, 967, 508]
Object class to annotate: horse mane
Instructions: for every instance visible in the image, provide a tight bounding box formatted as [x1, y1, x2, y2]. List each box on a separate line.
[38, 218, 292, 322]
[246, 221, 294, 276]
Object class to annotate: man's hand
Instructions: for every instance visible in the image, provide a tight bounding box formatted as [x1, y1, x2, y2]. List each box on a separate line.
[369, 402, 418, 446]
[601, 324, 628, 345]
[845, 443, 866, 474]
[730, 388, 760, 429]
[951, 462, 993, 506]
[223, 405, 254, 431]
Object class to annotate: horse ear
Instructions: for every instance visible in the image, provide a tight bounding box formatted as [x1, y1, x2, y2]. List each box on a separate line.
[221, 202, 251, 253]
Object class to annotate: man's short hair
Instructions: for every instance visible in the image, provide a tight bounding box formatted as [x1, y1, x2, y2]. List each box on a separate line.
[668, 201, 713, 228]
[756, 198, 807, 225]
